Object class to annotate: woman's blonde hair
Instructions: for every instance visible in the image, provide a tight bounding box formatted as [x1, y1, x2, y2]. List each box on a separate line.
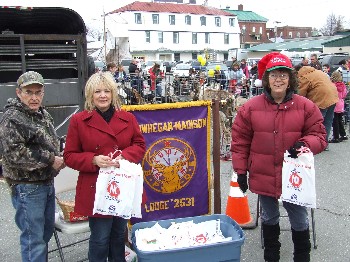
[84, 72, 121, 111]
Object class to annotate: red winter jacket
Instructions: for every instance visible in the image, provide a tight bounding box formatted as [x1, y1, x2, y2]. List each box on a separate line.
[230, 93, 327, 198]
[63, 109, 146, 217]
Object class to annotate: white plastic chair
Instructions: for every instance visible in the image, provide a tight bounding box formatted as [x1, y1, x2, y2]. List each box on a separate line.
[51, 167, 90, 262]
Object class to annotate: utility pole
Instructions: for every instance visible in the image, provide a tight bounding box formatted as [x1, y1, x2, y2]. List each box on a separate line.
[103, 9, 107, 62]
[274, 21, 281, 43]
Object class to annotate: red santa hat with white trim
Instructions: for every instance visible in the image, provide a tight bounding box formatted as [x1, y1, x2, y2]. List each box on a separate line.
[254, 52, 293, 87]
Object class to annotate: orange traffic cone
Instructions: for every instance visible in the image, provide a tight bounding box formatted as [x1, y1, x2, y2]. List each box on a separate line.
[226, 172, 254, 227]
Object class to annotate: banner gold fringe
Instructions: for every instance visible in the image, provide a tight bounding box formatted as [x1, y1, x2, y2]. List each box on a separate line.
[122, 101, 212, 112]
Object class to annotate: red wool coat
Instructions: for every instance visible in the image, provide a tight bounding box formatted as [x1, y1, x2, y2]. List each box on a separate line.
[230, 94, 327, 198]
[63, 109, 146, 217]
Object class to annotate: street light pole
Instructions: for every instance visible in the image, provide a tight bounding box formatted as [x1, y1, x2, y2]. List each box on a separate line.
[241, 25, 246, 49]
[274, 21, 281, 43]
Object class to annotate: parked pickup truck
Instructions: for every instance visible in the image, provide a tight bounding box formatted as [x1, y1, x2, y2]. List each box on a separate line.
[0, 6, 88, 138]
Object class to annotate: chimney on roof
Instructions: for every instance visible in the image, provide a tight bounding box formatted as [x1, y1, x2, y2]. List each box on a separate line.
[238, 4, 243, 11]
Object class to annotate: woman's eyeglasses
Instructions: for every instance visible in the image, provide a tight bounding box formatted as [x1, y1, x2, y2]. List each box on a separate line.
[269, 73, 289, 80]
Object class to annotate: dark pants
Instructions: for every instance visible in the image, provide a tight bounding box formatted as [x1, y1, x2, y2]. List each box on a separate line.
[332, 112, 346, 139]
[88, 217, 127, 262]
[320, 104, 336, 141]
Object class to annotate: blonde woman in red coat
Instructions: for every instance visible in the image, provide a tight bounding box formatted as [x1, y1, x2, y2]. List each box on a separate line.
[64, 72, 146, 262]
[231, 53, 327, 262]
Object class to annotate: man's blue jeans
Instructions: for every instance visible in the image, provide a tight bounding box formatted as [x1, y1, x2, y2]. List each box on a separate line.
[260, 195, 309, 231]
[320, 104, 336, 141]
[11, 183, 55, 262]
[88, 216, 127, 262]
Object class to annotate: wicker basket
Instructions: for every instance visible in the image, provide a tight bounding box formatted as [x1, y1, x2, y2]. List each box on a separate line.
[56, 197, 75, 220]
[56, 197, 88, 222]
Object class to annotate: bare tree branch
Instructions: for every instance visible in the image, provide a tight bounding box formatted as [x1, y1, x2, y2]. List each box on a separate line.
[321, 13, 345, 36]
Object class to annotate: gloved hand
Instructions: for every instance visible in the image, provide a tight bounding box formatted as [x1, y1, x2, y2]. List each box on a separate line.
[237, 174, 248, 193]
[288, 142, 305, 159]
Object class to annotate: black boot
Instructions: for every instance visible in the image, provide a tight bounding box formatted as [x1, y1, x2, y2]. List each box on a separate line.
[262, 223, 281, 262]
[292, 228, 311, 262]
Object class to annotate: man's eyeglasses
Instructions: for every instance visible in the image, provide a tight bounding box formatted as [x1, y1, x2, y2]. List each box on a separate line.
[269, 73, 289, 80]
[20, 89, 44, 97]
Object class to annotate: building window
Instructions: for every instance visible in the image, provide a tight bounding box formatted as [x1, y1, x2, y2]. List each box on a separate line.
[305, 32, 308, 37]
[185, 15, 191, 25]
[224, 33, 229, 44]
[259, 27, 262, 34]
[192, 33, 197, 44]
[135, 13, 142, 24]
[267, 32, 270, 39]
[169, 15, 175, 25]
[192, 53, 198, 60]
[215, 17, 221, 27]
[145, 31, 150, 43]
[252, 27, 256, 33]
[200, 16, 206, 26]
[174, 53, 180, 62]
[289, 32, 293, 38]
[152, 14, 159, 24]
[280, 32, 283, 37]
[229, 18, 235, 27]
[173, 32, 179, 44]
[297, 32, 301, 38]
[205, 32, 210, 44]
[158, 32, 163, 43]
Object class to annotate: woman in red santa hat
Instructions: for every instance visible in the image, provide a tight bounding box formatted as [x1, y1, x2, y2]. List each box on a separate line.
[230, 52, 327, 262]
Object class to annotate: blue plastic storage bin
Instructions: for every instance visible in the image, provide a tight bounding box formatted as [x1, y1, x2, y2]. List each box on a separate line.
[131, 214, 245, 262]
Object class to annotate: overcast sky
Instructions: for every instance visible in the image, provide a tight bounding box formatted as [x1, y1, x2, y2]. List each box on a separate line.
[2, 0, 349, 29]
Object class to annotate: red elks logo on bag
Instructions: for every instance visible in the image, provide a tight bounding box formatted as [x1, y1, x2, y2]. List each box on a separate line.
[289, 168, 302, 188]
[195, 233, 208, 244]
[107, 180, 120, 197]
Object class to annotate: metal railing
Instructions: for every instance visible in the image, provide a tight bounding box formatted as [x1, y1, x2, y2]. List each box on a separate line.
[116, 72, 261, 105]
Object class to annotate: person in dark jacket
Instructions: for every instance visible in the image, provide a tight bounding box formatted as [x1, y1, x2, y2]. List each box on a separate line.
[309, 53, 322, 70]
[130, 69, 145, 104]
[129, 59, 138, 78]
[0, 71, 65, 261]
[231, 52, 327, 262]
[63, 72, 145, 262]
[250, 61, 258, 77]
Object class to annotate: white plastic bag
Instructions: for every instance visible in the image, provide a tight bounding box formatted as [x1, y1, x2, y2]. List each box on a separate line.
[281, 147, 316, 208]
[93, 159, 143, 218]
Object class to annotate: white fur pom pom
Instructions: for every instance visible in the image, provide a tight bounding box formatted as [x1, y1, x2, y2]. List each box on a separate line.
[254, 79, 262, 87]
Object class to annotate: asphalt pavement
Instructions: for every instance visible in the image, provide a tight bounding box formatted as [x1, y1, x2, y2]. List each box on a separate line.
[0, 136, 349, 261]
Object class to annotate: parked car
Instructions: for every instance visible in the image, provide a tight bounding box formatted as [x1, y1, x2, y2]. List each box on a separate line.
[163, 61, 174, 73]
[320, 54, 350, 73]
[290, 57, 303, 67]
[188, 60, 206, 72]
[94, 60, 106, 72]
[172, 63, 192, 77]
[205, 63, 229, 79]
[120, 59, 132, 74]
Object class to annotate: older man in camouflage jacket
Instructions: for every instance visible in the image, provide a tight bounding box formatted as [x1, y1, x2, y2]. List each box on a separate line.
[0, 71, 65, 262]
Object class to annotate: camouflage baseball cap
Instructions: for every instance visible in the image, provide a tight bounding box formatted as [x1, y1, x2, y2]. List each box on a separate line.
[17, 71, 44, 87]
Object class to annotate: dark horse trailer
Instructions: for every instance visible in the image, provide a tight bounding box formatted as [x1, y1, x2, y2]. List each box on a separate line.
[0, 6, 88, 137]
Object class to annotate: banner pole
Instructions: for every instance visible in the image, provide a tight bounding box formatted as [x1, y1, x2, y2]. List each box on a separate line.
[212, 99, 221, 214]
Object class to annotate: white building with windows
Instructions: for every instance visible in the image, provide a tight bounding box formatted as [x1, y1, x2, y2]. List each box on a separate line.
[105, 1, 240, 63]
